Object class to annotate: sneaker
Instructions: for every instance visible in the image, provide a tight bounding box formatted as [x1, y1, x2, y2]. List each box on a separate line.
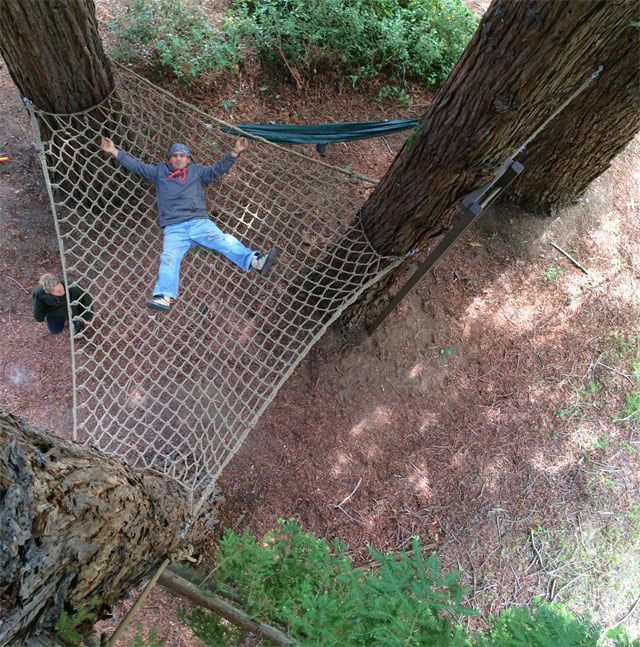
[145, 295, 172, 311]
[251, 247, 277, 276]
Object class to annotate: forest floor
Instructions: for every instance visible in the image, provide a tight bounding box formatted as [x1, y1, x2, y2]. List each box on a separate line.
[1, 1, 639, 644]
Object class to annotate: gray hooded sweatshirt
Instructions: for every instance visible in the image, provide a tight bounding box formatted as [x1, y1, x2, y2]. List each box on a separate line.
[116, 150, 236, 228]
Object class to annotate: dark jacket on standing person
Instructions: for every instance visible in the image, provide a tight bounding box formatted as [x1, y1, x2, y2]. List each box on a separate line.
[115, 150, 237, 228]
[32, 284, 93, 323]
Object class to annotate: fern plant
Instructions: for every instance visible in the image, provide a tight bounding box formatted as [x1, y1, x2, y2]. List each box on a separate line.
[184, 519, 474, 645]
[55, 597, 99, 646]
[180, 519, 637, 646]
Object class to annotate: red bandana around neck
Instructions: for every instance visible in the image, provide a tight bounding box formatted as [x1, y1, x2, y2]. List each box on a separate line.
[167, 165, 187, 183]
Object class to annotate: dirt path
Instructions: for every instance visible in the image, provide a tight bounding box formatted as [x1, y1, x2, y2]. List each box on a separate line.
[1, 9, 639, 643]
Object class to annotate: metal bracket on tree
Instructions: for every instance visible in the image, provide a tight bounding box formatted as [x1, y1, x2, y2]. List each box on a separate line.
[366, 65, 603, 336]
[366, 158, 524, 335]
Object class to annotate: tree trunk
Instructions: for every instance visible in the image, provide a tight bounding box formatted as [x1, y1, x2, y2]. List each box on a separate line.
[344, 0, 639, 327]
[0, 0, 113, 112]
[0, 411, 220, 645]
[506, 12, 640, 214]
[362, 0, 637, 255]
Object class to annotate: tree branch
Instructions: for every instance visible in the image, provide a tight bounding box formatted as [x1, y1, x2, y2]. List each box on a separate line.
[158, 569, 297, 645]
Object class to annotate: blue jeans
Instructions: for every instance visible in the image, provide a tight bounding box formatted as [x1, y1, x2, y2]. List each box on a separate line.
[46, 315, 85, 335]
[153, 219, 255, 299]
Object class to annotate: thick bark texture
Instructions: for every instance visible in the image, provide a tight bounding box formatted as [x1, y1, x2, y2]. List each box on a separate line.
[0, 411, 220, 645]
[361, 0, 638, 257]
[0, 0, 113, 112]
[506, 11, 640, 213]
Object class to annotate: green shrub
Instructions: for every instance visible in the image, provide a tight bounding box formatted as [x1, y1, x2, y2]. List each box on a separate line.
[477, 603, 602, 646]
[111, 0, 475, 88]
[233, 0, 477, 86]
[110, 0, 244, 84]
[180, 519, 637, 646]
[184, 519, 473, 644]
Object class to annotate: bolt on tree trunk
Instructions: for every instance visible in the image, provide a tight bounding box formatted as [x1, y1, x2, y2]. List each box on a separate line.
[0, 411, 221, 645]
[505, 10, 640, 214]
[344, 0, 639, 328]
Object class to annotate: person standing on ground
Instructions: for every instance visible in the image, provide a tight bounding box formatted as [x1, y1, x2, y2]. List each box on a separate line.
[100, 136, 276, 312]
[32, 273, 93, 336]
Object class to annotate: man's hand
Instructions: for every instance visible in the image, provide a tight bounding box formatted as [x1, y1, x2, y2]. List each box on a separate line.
[232, 137, 249, 157]
[100, 137, 118, 158]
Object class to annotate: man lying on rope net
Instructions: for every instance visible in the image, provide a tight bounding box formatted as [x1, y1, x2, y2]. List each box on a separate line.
[100, 136, 277, 312]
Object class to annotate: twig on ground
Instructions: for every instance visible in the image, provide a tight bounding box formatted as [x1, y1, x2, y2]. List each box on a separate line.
[546, 577, 556, 601]
[509, 563, 520, 596]
[381, 136, 393, 155]
[275, 44, 303, 91]
[549, 571, 587, 602]
[478, 544, 502, 571]
[549, 240, 589, 275]
[466, 551, 477, 591]
[294, 458, 308, 471]
[8, 276, 30, 292]
[335, 505, 363, 525]
[528, 529, 546, 571]
[167, 565, 245, 605]
[612, 594, 640, 628]
[598, 363, 635, 385]
[336, 477, 362, 508]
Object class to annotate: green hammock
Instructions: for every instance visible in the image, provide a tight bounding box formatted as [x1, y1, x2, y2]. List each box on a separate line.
[225, 119, 419, 154]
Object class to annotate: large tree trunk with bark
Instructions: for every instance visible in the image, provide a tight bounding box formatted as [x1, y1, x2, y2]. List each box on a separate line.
[0, 0, 119, 205]
[506, 13, 640, 214]
[0, 0, 113, 113]
[0, 411, 220, 645]
[362, 0, 638, 255]
[347, 0, 640, 326]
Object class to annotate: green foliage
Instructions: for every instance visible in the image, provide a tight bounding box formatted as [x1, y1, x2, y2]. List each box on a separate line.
[610, 340, 640, 422]
[476, 603, 602, 646]
[180, 607, 243, 646]
[221, 98, 236, 113]
[183, 519, 473, 644]
[233, 0, 477, 86]
[179, 520, 637, 646]
[110, 0, 244, 84]
[619, 361, 640, 421]
[55, 597, 99, 646]
[440, 345, 455, 360]
[112, 0, 475, 87]
[621, 389, 640, 420]
[130, 624, 165, 647]
[376, 85, 412, 108]
[544, 266, 558, 281]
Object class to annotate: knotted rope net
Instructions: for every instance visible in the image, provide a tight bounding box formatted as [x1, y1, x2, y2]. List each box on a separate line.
[29, 65, 401, 509]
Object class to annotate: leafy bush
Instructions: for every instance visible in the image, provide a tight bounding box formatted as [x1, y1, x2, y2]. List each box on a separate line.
[111, 0, 476, 87]
[477, 603, 602, 646]
[233, 0, 478, 86]
[110, 0, 244, 84]
[181, 519, 637, 646]
[185, 519, 473, 644]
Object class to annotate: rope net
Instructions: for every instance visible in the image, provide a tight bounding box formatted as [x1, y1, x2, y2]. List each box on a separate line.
[30, 66, 400, 502]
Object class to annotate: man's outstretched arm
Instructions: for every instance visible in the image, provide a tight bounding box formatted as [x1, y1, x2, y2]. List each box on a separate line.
[200, 137, 249, 184]
[100, 137, 159, 183]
